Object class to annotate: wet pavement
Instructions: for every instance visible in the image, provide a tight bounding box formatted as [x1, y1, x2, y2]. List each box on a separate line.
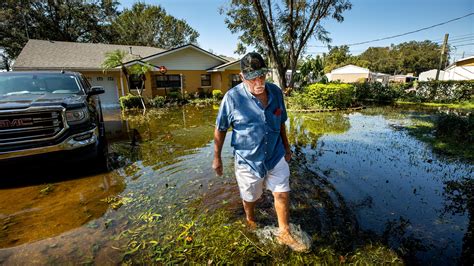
[0, 105, 472, 264]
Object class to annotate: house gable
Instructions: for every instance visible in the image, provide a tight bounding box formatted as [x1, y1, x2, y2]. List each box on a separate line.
[131, 45, 228, 71]
[207, 60, 240, 72]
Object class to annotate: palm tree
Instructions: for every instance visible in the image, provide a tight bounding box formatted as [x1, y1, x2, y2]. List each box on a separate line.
[101, 49, 148, 110]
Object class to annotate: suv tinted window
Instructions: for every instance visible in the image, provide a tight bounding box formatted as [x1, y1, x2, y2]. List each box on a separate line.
[0, 73, 82, 95]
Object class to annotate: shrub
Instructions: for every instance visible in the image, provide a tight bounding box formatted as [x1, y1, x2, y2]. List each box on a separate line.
[167, 91, 181, 100]
[197, 88, 211, 98]
[353, 82, 402, 103]
[286, 91, 313, 110]
[149, 96, 166, 108]
[119, 94, 142, 109]
[304, 83, 355, 108]
[406, 80, 474, 103]
[436, 112, 473, 143]
[212, 89, 223, 100]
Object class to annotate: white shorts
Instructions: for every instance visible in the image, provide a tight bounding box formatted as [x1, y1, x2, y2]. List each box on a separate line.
[235, 157, 291, 202]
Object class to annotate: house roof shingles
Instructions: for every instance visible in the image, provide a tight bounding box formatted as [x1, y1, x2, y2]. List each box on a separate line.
[13, 39, 165, 70]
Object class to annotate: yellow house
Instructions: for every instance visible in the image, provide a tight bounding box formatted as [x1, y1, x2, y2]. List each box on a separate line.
[123, 44, 241, 99]
[12, 39, 241, 107]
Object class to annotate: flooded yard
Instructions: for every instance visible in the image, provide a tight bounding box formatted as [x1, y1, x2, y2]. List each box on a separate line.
[0, 105, 472, 264]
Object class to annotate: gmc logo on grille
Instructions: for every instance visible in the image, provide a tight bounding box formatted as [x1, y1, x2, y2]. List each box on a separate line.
[0, 118, 34, 128]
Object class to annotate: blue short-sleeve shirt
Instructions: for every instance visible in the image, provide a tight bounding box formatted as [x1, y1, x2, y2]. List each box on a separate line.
[216, 82, 288, 178]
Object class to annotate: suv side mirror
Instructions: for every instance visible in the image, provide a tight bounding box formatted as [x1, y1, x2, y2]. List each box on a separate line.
[88, 86, 105, 96]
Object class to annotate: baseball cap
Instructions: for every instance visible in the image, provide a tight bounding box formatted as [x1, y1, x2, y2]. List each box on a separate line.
[240, 52, 269, 80]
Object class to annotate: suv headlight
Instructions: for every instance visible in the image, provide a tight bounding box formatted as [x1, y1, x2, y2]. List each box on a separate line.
[66, 107, 89, 125]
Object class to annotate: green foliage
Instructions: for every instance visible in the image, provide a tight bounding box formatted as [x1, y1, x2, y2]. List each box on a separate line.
[212, 90, 223, 100]
[101, 50, 127, 70]
[120, 94, 143, 109]
[358, 47, 397, 74]
[436, 112, 473, 144]
[323, 45, 352, 73]
[407, 80, 474, 103]
[221, 0, 351, 90]
[405, 111, 474, 162]
[294, 55, 326, 87]
[167, 91, 181, 100]
[353, 82, 402, 103]
[149, 96, 166, 108]
[120, 206, 402, 265]
[324, 41, 443, 76]
[286, 91, 314, 110]
[395, 41, 443, 75]
[129, 64, 152, 76]
[0, 0, 119, 60]
[304, 83, 355, 109]
[353, 80, 474, 104]
[111, 3, 199, 48]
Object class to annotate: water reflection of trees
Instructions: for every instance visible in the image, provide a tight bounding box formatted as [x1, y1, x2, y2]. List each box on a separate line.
[112, 106, 217, 173]
[287, 112, 351, 149]
[442, 177, 474, 265]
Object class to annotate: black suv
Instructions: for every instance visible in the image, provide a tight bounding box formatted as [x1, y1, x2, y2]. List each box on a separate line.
[0, 71, 107, 164]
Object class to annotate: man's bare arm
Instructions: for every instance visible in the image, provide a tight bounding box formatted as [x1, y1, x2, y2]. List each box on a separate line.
[280, 123, 292, 162]
[212, 128, 227, 176]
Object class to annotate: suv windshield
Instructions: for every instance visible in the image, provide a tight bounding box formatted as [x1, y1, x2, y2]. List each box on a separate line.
[0, 73, 83, 96]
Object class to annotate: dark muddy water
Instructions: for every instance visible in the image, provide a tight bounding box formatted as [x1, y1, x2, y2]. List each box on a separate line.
[0, 105, 472, 265]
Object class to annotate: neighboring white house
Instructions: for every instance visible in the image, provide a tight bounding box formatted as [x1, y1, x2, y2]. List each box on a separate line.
[419, 69, 446, 81]
[419, 57, 474, 81]
[443, 56, 474, 80]
[326, 64, 390, 85]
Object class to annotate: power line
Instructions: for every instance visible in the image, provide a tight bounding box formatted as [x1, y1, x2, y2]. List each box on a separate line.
[450, 40, 474, 45]
[454, 43, 474, 47]
[435, 36, 474, 44]
[431, 33, 474, 42]
[435, 36, 474, 43]
[308, 12, 474, 48]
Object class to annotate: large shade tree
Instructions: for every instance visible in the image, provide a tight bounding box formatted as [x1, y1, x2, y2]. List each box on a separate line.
[327, 41, 444, 75]
[394, 41, 443, 75]
[322, 45, 352, 73]
[0, 0, 119, 61]
[221, 0, 352, 90]
[111, 3, 199, 49]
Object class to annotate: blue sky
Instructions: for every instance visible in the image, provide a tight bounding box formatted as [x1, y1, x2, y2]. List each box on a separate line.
[121, 0, 473, 62]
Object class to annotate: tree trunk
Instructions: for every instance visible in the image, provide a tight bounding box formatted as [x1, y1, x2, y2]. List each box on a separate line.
[277, 66, 287, 94]
[137, 78, 147, 111]
[287, 54, 298, 90]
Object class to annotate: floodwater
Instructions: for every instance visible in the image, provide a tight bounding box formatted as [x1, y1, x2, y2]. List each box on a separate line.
[0, 105, 472, 265]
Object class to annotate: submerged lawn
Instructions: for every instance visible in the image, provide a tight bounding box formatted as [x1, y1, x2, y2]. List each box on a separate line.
[396, 100, 474, 110]
[0, 105, 472, 265]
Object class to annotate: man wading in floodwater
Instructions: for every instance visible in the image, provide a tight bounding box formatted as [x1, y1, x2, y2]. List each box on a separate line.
[212, 52, 306, 252]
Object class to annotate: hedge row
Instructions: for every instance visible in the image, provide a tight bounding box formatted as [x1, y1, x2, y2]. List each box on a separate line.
[354, 80, 474, 103]
[119, 89, 223, 109]
[288, 83, 356, 109]
[410, 80, 473, 103]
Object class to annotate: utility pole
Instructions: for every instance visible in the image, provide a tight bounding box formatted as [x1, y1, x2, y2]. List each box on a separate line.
[435, 33, 449, 81]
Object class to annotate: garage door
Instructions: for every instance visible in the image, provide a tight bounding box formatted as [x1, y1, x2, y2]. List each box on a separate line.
[88, 75, 120, 108]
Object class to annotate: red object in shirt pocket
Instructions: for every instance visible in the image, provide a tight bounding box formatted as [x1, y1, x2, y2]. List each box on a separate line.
[274, 108, 282, 116]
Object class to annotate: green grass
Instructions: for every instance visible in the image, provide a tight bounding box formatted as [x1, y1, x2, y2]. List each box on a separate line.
[396, 100, 474, 109]
[116, 203, 402, 264]
[405, 118, 474, 162]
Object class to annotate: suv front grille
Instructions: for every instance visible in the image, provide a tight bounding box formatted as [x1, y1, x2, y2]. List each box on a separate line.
[0, 110, 64, 146]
